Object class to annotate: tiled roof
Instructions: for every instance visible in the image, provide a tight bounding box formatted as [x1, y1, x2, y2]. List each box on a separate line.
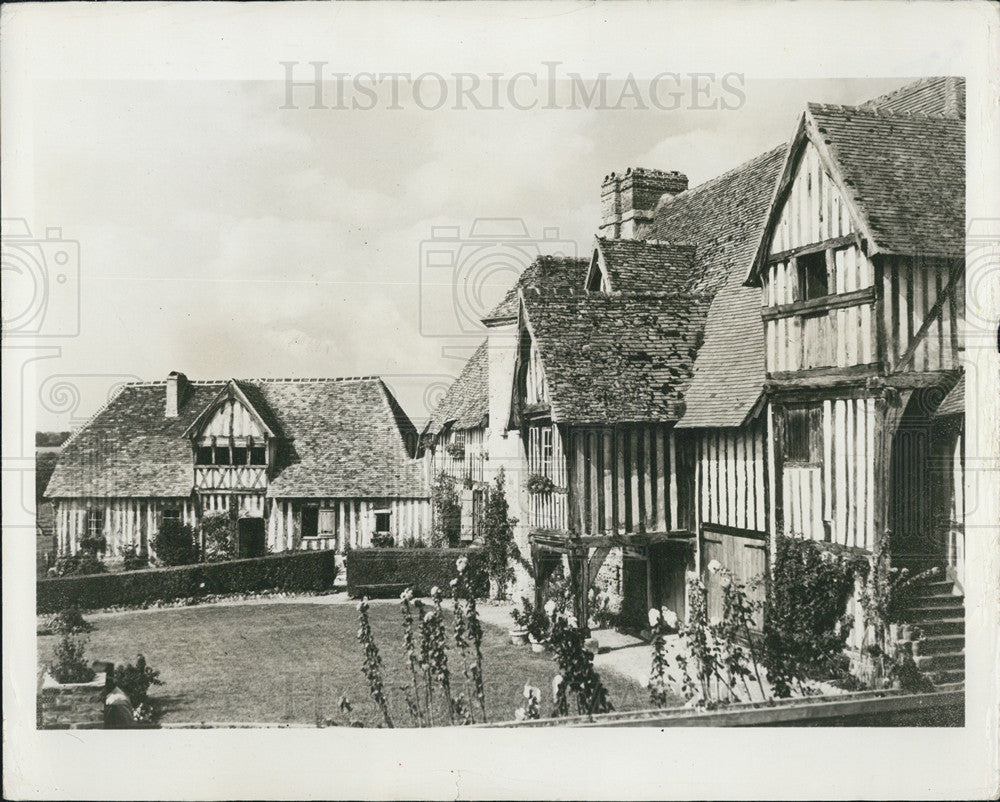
[641, 145, 788, 296]
[484, 255, 591, 322]
[674, 285, 765, 428]
[522, 289, 710, 424]
[860, 76, 965, 118]
[806, 103, 965, 259]
[595, 238, 697, 292]
[46, 378, 427, 500]
[424, 339, 489, 436]
[934, 373, 964, 418]
[633, 145, 785, 426]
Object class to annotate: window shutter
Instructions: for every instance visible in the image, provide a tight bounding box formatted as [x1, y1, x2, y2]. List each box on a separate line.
[318, 509, 336, 535]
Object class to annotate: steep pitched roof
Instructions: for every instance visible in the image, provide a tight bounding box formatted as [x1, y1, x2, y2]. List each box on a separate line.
[590, 238, 697, 293]
[934, 373, 964, 418]
[860, 76, 965, 118]
[642, 145, 788, 296]
[484, 255, 591, 322]
[261, 379, 425, 498]
[424, 339, 489, 437]
[46, 377, 427, 500]
[674, 285, 765, 428]
[806, 103, 964, 259]
[521, 289, 710, 424]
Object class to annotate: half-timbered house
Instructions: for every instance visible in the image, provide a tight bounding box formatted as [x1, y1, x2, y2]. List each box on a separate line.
[429, 78, 965, 658]
[422, 340, 489, 540]
[46, 373, 430, 560]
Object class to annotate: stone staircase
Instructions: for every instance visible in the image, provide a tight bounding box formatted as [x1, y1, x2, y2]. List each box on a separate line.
[904, 579, 965, 684]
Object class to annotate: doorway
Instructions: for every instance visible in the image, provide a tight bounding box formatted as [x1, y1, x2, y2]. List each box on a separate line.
[237, 517, 266, 558]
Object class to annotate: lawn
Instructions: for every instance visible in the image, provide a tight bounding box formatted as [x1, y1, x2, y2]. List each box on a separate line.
[37, 601, 650, 726]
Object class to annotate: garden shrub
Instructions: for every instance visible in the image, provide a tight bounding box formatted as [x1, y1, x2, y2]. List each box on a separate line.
[482, 468, 516, 599]
[762, 536, 860, 697]
[346, 547, 486, 598]
[201, 511, 236, 562]
[52, 552, 107, 577]
[154, 519, 197, 566]
[120, 543, 148, 571]
[47, 608, 95, 684]
[113, 654, 162, 707]
[431, 472, 461, 547]
[79, 535, 107, 555]
[37, 550, 339, 613]
[371, 532, 395, 548]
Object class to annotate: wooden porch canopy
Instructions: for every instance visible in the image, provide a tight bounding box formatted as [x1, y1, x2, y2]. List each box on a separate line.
[528, 529, 696, 632]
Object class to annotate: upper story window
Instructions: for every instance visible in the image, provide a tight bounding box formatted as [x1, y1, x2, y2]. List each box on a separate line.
[250, 446, 267, 465]
[784, 405, 821, 465]
[796, 251, 829, 302]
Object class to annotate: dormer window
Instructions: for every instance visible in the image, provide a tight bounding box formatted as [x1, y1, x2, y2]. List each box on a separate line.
[796, 250, 829, 302]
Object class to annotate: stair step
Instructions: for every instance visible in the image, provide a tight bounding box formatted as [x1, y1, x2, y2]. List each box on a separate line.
[908, 593, 965, 608]
[918, 580, 957, 595]
[907, 604, 965, 620]
[931, 668, 966, 685]
[913, 618, 964, 636]
[914, 651, 964, 671]
[912, 634, 965, 655]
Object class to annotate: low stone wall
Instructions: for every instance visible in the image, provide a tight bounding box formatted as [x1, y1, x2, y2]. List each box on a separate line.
[38, 672, 107, 729]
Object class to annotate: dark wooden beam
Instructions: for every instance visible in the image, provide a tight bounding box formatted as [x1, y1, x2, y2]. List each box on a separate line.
[760, 287, 875, 322]
[766, 234, 858, 265]
[766, 361, 882, 386]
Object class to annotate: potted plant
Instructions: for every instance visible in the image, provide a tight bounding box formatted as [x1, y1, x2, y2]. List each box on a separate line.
[524, 473, 556, 495]
[509, 597, 533, 645]
[527, 604, 551, 653]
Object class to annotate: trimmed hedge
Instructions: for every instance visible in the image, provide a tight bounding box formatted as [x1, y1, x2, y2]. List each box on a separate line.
[346, 547, 486, 599]
[37, 550, 339, 614]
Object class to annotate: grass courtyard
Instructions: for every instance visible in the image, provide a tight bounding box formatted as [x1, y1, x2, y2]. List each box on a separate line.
[37, 600, 652, 726]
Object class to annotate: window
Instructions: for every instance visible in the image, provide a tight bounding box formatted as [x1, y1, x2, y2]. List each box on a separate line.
[162, 508, 181, 525]
[374, 511, 391, 533]
[784, 406, 822, 464]
[213, 446, 231, 465]
[87, 509, 103, 537]
[195, 446, 213, 465]
[796, 251, 829, 302]
[249, 446, 267, 465]
[541, 427, 553, 478]
[301, 506, 319, 538]
[231, 446, 248, 465]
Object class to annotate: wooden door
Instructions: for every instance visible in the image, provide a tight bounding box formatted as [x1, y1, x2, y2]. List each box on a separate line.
[702, 528, 767, 630]
[649, 542, 689, 625]
[620, 554, 648, 631]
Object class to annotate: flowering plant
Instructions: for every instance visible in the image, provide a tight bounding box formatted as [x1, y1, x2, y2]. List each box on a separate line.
[514, 683, 541, 721]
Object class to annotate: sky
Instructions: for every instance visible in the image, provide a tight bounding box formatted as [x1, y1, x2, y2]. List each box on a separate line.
[23, 75, 908, 431]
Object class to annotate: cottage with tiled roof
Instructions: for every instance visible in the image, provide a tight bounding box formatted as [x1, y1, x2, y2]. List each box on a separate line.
[46, 373, 430, 560]
[426, 77, 966, 649]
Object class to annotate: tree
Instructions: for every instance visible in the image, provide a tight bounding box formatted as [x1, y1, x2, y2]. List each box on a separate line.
[35, 452, 58, 503]
[482, 468, 517, 599]
[431, 472, 461, 547]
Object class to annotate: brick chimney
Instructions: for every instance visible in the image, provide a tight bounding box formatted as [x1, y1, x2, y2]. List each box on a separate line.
[165, 371, 188, 418]
[600, 167, 688, 239]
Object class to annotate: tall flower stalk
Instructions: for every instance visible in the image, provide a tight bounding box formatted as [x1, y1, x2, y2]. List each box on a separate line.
[399, 587, 425, 727]
[356, 598, 393, 728]
[453, 555, 487, 722]
[424, 588, 456, 724]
